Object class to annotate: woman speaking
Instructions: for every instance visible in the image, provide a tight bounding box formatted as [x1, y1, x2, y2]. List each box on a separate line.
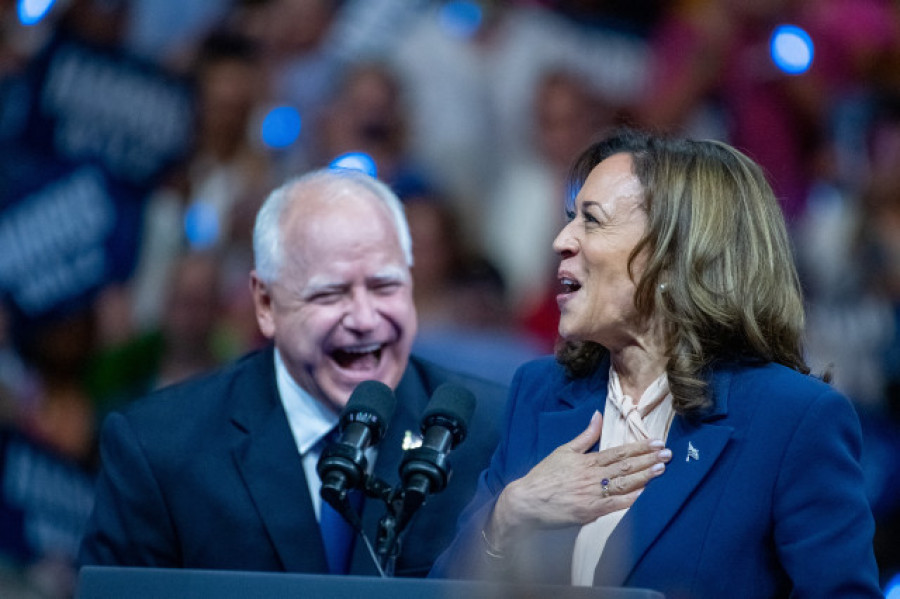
[431, 128, 881, 598]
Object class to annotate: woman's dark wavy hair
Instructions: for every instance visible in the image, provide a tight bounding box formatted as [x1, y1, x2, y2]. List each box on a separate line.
[556, 128, 809, 418]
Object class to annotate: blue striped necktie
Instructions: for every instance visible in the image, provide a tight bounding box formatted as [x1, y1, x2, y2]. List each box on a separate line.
[318, 428, 362, 574]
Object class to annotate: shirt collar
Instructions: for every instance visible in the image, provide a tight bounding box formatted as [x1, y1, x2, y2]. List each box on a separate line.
[274, 348, 339, 456]
[608, 366, 670, 412]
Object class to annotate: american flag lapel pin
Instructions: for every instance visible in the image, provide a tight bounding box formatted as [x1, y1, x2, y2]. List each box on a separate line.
[686, 441, 700, 462]
[402, 430, 423, 450]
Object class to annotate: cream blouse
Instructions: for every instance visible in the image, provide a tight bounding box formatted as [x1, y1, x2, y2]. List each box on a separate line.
[571, 366, 675, 586]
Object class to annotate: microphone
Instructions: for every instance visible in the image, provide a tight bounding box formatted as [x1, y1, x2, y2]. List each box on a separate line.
[317, 380, 397, 509]
[397, 383, 476, 525]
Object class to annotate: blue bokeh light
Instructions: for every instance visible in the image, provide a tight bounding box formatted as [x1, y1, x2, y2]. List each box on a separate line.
[184, 200, 220, 249]
[770, 24, 814, 75]
[260, 105, 302, 149]
[329, 152, 378, 177]
[18, 0, 56, 25]
[439, 0, 483, 39]
[886, 573, 900, 599]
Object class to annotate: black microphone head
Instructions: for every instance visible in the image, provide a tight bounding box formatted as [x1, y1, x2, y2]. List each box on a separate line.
[421, 383, 476, 446]
[340, 380, 397, 444]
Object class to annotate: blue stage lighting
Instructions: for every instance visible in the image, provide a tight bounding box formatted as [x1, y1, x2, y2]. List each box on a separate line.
[260, 106, 301, 149]
[439, 0, 482, 39]
[184, 201, 220, 249]
[18, 0, 56, 25]
[329, 152, 377, 177]
[770, 24, 814, 75]
[886, 573, 900, 599]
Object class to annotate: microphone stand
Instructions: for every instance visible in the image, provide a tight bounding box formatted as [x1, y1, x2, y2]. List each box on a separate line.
[319, 470, 396, 578]
[318, 444, 417, 577]
[344, 470, 433, 577]
[319, 394, 467, 576]
[363, 476, 400, 576]
[374, 444, 451, 575]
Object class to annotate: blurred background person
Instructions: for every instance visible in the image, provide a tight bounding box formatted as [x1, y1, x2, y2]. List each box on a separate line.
[312, 60, 435, 197]
[800, 98, 900, 581]
[242, 0, 343, 171]
[1, 304, 98, 599]
[88, 250, 233, 416]
[482, 65, 619, 351]
[128, 29, 275, 333]
[632, 0, 823, 225]
[403, 189, 544, 385]
[385, 0, 649, 239]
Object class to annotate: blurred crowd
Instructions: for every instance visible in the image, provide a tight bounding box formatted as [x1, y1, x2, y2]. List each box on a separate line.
[1, 0, 899, 596]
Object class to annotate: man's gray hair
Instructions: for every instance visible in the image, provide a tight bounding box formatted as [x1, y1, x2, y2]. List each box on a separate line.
[253, 168, 413, 283]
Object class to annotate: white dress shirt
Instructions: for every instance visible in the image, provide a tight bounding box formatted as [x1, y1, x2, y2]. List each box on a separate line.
[274, 349, 339, 520]
[571, 366, 675, 585]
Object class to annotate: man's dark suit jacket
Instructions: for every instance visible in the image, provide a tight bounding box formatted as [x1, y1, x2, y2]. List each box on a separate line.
[78, 346, 508, 577]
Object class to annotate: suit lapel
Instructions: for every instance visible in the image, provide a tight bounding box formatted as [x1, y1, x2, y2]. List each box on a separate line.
[538, 361, 609, 457]
[594, 367, 736, 587]
[528, 363, 610, 581]
[231, 350, 328, 573]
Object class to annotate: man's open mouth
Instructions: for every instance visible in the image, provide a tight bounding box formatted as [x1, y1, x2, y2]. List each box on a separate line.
[332, 343, 384, 369]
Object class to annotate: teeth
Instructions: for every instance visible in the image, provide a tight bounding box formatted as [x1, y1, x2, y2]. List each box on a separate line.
[341, 343, 382, 354]
[560, 277, 581, 292]
[331, 343, 384, 369]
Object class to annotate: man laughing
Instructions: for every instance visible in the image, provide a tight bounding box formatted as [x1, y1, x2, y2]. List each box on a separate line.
[79, 168, 507, 577]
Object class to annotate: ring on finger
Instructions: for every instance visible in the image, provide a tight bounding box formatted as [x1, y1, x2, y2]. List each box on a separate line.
[601, 478, 610, 498]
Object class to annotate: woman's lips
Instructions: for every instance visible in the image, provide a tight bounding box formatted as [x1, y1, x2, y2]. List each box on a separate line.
[559, 276, 581, 294]
[556, 274, 581, 306]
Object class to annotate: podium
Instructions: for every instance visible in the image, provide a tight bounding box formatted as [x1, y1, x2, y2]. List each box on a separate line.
[77, 566, 665, 599]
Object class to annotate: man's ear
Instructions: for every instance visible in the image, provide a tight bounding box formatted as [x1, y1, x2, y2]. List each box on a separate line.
[249, 271, 276, 339]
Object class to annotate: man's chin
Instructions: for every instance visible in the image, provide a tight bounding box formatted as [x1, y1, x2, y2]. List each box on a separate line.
[325, 370, 396, 407]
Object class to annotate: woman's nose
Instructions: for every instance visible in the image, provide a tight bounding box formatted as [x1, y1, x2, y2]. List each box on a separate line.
[553, 221, 576, 258]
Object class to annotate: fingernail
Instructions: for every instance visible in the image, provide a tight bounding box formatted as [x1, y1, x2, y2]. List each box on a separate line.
[649, 439, 665, 449]
[658, 449, 672, 461]
[651, 463, 666, 475]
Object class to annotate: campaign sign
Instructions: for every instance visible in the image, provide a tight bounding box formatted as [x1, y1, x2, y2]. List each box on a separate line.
[12, 30, 195, 190]
[0, 30, 193, 320]
[0, 152, 143, 320]
[0, 427, 95, 566]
